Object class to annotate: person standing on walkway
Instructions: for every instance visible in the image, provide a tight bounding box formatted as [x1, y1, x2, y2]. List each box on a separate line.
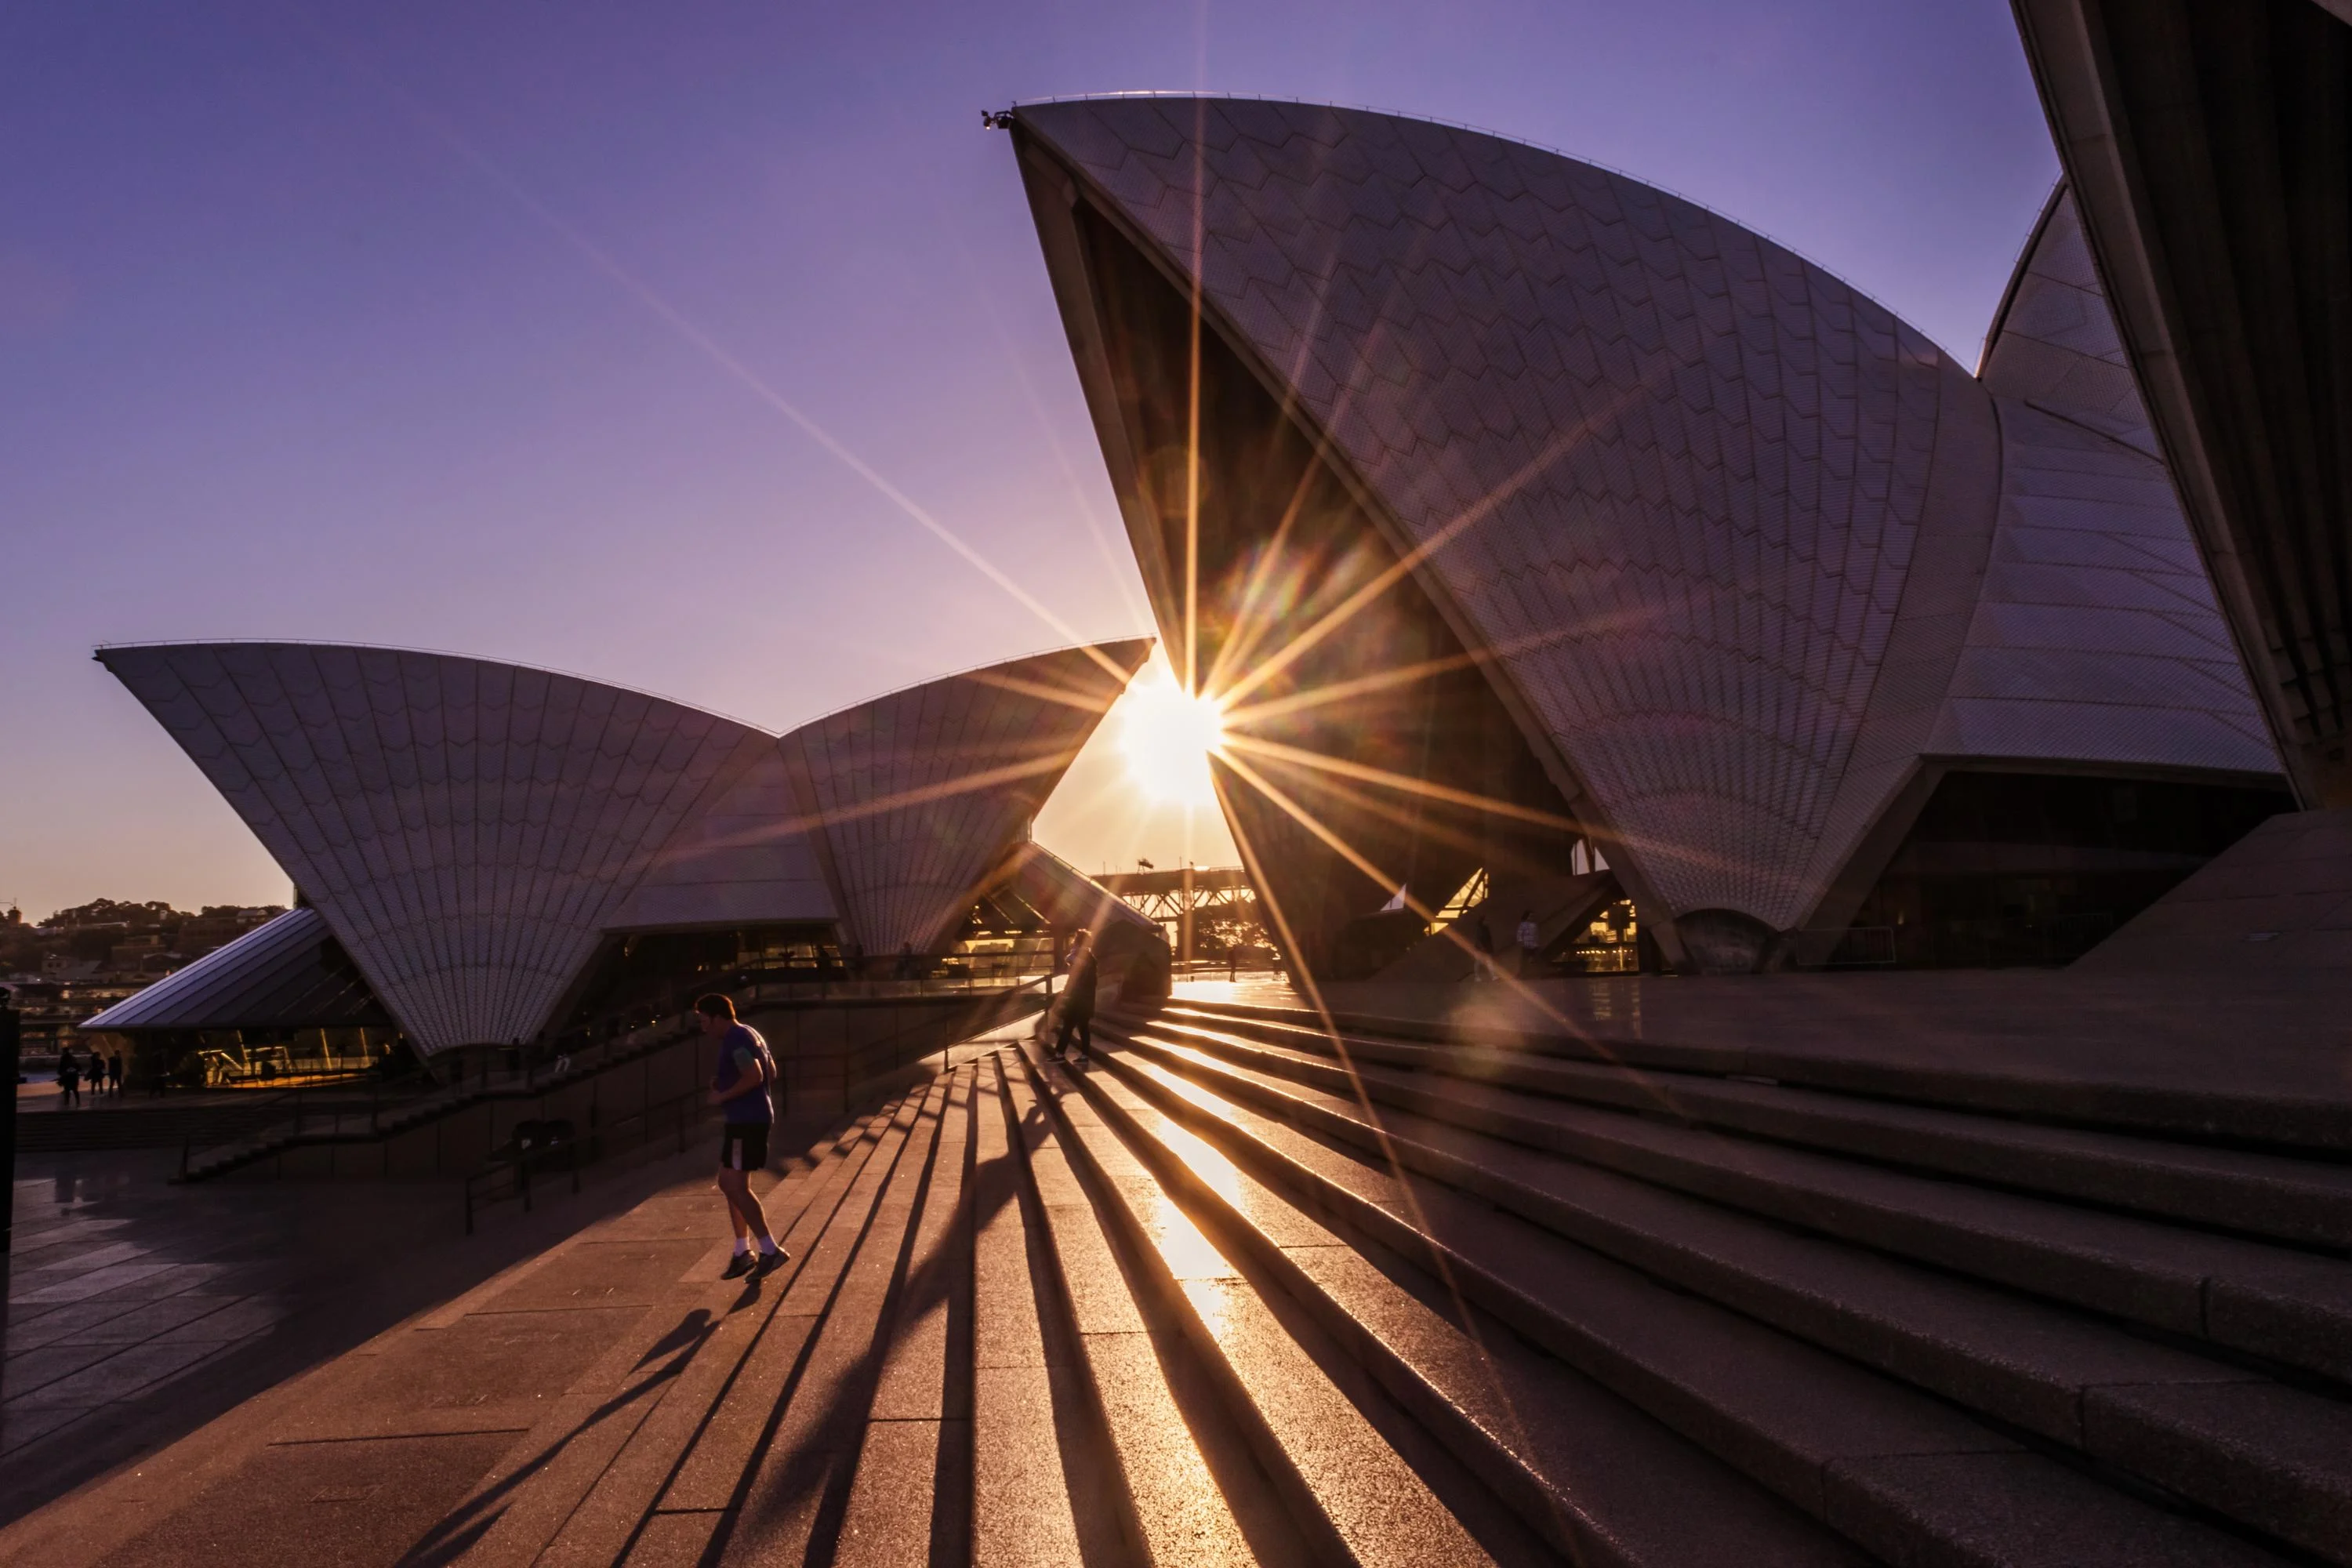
[56, 1045, 80, 1108]
[1515, 909, 1543, 979]
[107, 1051, 124, 1095]
[1052, 930, 1098, 1066]
[699, 994, 787, 1280]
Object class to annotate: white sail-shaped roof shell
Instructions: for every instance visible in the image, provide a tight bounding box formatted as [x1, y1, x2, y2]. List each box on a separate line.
[1949, 189, 2275, 777]
[100, 644, 771, 1052]
[1013, 98, 2278, 942]
[103, 640, 1148, 1051]
[782, 641, 1152, 959]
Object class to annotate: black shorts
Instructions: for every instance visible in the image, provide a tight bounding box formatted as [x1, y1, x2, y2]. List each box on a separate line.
[719, 1123, 769, 1172]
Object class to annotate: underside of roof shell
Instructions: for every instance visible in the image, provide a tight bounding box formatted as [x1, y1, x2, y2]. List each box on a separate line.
[80, 906, 392, 1033]
[1011, 97, 2278, 947]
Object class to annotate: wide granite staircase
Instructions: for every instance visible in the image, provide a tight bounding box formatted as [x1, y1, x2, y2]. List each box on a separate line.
[229, 987, 2352, 1568]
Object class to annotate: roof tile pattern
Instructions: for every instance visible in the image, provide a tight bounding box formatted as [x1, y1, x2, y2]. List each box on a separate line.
[1023, 98, 1954, 926]
[783, 641, 1152, 957]
[607, 747, 838, 930]
[1947, 187, 2275, 775]
[1980, 187, 2158, 454]
[100, 644, 764, 1052]
[1935, 402, 2274, 771]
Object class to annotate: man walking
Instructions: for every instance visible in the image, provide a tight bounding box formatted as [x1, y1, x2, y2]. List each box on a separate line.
[699, 994, 787, 1279]
[1051, 930, 1098, 1067]
[56, 1045, 80, 1108]
[1515, 909, 1544, 979]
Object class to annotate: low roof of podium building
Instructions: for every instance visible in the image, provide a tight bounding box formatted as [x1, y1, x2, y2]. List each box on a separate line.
[1008, 95, 2283, 970]
[91, 639, 1150, 1052]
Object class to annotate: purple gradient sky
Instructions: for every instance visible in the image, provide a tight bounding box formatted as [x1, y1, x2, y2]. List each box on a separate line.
[1, 1, 2056, 920]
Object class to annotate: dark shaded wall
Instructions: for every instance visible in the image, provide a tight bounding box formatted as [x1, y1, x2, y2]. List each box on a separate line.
[1842, 770, 2290, 967]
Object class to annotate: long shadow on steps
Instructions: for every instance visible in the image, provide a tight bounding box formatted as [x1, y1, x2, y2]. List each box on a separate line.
[394, 1310, 722, 1566]
[1031, 1040, 1867, 1568]
[1080, 1034, 2289, 1568]
[999, 1047, 1330, 1566]
[705, 1077, 967, 1563]
[989, 1051, 1170, 1566]
[392, 1109, 900, 1566]
[1105, 1018, 2352, 1563]
[1016, 1046, 1568, 1568]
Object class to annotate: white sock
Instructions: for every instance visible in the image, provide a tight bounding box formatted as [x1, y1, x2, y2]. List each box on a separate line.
[731, 1239, 750, 1258]
[757, 1236, 781, 1256]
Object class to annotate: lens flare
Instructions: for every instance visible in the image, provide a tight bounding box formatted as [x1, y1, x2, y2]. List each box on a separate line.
[1120, 653, 1225, 806]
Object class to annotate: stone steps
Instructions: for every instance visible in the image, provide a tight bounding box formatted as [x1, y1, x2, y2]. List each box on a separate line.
[98, 1002, 2352, 1565]
[1016, 1041, 1864, 1567]
[1097, 999, 2352, 1564]
[1160, 998, 2352, 1152]
[1147, 1005, 2352, 1248]
[1133, 1011, 2352, 1385]
[1007, 1044, 1515, 1566]
[419, 1025, 1882, 1564]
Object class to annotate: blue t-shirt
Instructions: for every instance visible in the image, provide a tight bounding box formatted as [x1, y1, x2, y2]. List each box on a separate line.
[713, 1023, 775, 1124]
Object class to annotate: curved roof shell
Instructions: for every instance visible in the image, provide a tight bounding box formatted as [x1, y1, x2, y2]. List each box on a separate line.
[1011, 97, 2278, 945]
[100, 640, 1148, 1051]
[81, 906, 391, 1033]
[779, 642, 1151, 958]
[1953, 188, 2274, 779]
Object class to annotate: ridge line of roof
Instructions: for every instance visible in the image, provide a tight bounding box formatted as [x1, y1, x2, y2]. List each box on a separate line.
[771, 633, 1156, 737]
[94, 633, 1158, 746]
[1979, 179, 2071, 378]
[93, 638, 782, 737]
[1006, 90, 1964, 359]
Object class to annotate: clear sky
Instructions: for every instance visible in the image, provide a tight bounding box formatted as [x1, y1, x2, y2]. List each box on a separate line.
[1, 0, 2056, 920]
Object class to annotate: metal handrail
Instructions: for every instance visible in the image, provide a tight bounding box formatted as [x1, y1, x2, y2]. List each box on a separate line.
[182, 973, 1055, 1182]
[462, 1079, 713, 1234]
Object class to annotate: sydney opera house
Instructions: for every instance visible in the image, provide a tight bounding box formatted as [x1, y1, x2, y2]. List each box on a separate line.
[1007, 93, 2297, 975]
[87, 75, 2339, 1065]
[86, 639, 1154, 1063]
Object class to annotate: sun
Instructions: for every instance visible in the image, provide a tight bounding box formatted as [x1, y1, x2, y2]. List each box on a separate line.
[1120, 653, 1226, 806]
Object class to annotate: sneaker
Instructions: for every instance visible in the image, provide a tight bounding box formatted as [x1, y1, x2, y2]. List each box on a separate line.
[722, 1252, 756, 1279]
[754, 1247, 790, 1276]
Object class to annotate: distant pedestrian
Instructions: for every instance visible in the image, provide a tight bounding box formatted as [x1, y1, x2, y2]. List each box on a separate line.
[1472, 917, 1495, 983]
[56, 1047, 80, 1108]
[1516, 909, 1542, 978]
[699, 994, 787, 1280]
[1051, 931, 1098, 1066]
[107, 1051, 124, 1095]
